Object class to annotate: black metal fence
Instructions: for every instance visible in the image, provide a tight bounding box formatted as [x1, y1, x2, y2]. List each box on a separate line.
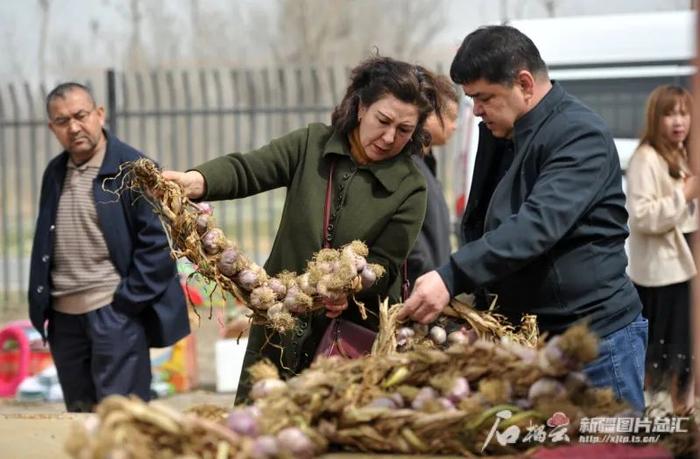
[0, 66, 466, 307]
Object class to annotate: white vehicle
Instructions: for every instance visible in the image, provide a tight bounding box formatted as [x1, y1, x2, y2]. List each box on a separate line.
[452, 10, 695, 218]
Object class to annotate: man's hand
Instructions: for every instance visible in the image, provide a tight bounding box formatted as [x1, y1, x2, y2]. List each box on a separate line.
[162, 170, 206, 200]
[397, 270, 450, 324]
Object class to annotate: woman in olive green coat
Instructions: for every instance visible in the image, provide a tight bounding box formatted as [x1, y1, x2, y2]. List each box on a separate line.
[164, 57, 439, 402]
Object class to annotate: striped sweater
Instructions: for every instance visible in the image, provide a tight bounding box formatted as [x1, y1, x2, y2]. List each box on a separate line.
[50, 145, 121, 314]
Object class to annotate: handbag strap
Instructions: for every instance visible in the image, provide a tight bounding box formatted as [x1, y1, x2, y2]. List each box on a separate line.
[322, 159, 341, 344]
[322, 160, 336, 249]
[402, 261, 410, 302]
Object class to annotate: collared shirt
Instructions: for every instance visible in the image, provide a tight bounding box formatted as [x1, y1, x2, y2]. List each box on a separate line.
[495, 140, 515, 185]
[51, 143, 121, 314]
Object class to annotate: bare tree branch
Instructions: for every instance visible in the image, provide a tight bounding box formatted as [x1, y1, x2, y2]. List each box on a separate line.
[125, 0, 146, 69]
[38, 0, 51, 82]
[266, 0, 447, 67]
[540, 0, 559, 17]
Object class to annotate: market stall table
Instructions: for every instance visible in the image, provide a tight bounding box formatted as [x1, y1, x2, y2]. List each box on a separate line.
[0, 413, 674, 459]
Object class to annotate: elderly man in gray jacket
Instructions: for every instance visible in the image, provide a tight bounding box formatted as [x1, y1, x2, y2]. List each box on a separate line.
[400, 25, 647, 412]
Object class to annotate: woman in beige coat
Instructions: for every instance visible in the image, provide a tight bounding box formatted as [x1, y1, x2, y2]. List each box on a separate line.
[627, 85, 698, 413]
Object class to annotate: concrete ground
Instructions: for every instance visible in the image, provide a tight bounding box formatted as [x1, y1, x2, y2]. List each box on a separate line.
[0, 302, 240, 415]
[0, 301, 245, 458]
[0, 390, 238, 415]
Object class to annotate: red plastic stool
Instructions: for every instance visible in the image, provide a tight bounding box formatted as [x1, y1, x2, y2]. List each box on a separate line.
[0, 320, 52, 397]
[0, 323, 30, 397]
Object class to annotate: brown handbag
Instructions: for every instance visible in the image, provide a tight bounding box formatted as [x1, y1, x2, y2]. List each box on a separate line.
[314, 159, 377, 360]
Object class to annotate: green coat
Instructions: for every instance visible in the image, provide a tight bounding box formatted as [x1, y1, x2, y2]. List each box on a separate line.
[194, 123, 427, 400]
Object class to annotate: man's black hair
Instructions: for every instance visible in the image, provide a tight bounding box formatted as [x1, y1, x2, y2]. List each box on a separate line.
[450, 25, 548, 85]
[46, 82, 96, 115]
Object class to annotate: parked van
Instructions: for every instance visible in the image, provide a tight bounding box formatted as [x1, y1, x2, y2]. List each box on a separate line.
[452, 10, 695, 218]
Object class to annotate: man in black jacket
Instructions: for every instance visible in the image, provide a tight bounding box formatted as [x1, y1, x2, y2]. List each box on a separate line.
[399, 25, 647, 411]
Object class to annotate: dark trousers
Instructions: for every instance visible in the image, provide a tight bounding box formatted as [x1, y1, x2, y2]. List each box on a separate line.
[48, 305, 151, 412]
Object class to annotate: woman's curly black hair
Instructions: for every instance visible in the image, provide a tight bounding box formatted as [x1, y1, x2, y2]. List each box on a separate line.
[331, 56, 442, 156]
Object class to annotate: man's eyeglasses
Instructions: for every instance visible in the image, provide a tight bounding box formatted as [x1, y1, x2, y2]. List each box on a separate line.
[51, 109, 94, 127]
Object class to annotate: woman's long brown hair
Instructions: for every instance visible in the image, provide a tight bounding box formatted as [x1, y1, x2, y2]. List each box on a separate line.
[639, 85, 693, 178]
